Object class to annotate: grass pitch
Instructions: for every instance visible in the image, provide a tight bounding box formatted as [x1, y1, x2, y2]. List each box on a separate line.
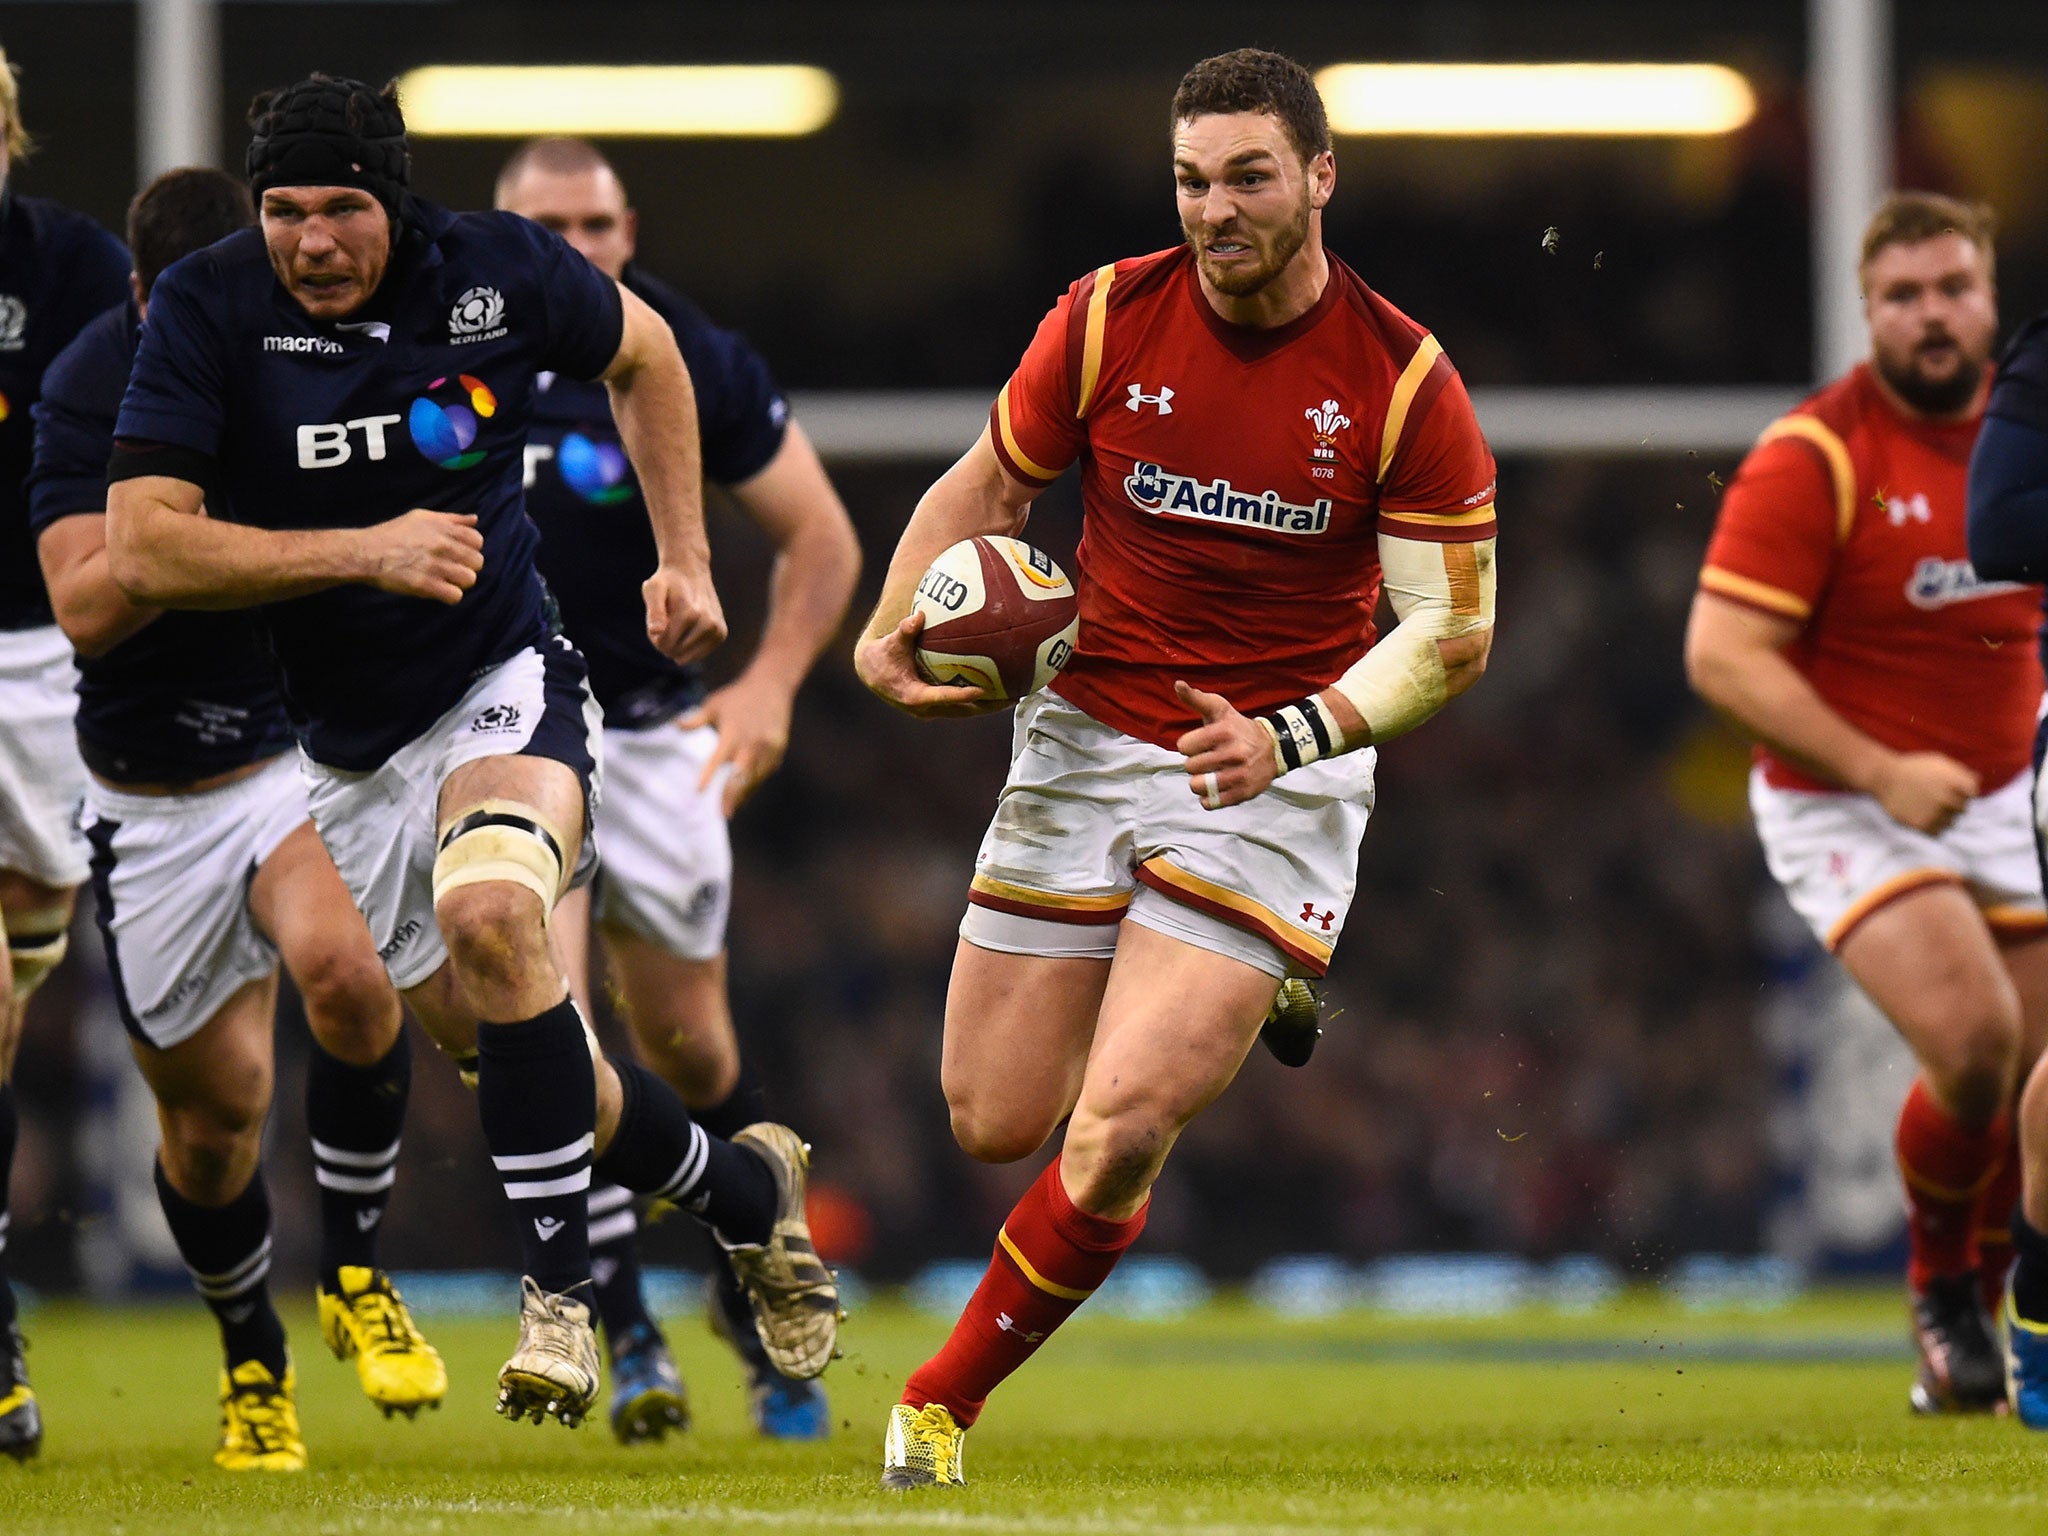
[4, 1286, 2043, 1534]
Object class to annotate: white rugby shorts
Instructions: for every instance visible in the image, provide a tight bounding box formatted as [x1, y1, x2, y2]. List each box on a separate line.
[0, 624, 89, 888]
[1751, 765, 2047, 952]
[592, 720, 732, 961]
[302, 641, 604, 991]
[83, 751, 308, 1050]
[958, 690, 1377, 980]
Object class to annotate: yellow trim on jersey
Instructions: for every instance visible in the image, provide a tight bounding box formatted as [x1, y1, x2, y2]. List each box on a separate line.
[968, 873, 1129, 913]
[1378, 334, 1445, 484]
[998, 1227, 1093, 1300]
[1757, 414, 1857, 545]
[1698, 566, 1813, 620]
[1381, 501, 1496, 529]
[1074, 262, 1117, 418]
[1137, 857, 1336, 968]
[995, 384, 1060, 483]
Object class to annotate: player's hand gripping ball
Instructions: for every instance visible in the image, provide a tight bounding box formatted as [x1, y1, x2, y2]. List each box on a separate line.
[911, 536, 1079, 702]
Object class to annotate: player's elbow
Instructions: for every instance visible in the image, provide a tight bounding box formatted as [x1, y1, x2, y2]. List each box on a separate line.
[1440, 627, 1491, 700]
[103, 523, 163, 604]
[48, 593, 122, 659]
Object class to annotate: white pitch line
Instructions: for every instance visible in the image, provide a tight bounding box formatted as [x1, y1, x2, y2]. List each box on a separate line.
[368, 1498, 1396, 1536]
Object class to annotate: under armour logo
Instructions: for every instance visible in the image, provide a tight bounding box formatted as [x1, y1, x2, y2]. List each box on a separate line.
[1887, 492, 1932, 527]
[534, 1215, 565, 1242]
[1300, 903, 1335, 931]
[355, 1208, 383, 1232]
[995, 1311, 1046, 1343]
[1126, 383, 1174, 415]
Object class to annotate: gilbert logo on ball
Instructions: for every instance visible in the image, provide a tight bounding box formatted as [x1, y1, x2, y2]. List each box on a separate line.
[912, 536, 1078, 701]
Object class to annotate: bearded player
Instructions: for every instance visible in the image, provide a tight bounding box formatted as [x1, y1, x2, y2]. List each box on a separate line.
[855, 50, 1496, 1487]
[1688, 193, 2048, 1414]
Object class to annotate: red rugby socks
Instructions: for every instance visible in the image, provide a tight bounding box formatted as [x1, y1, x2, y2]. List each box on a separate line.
[902, 1157, 1145, 1427]
[1895, 1076, 2005, 1294]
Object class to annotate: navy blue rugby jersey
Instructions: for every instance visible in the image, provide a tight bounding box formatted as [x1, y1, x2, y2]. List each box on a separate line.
[113, 200, 624, 769]
[0, 191, 131, 630]
[29, 300, 293, 785]
[525, 264, 786, 726]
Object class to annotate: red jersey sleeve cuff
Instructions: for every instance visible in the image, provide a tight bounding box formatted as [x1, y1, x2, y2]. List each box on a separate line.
[1377, 502, 1498, 543]
[1697, 565, 1814, 620]
[988, 386, 1066, 489]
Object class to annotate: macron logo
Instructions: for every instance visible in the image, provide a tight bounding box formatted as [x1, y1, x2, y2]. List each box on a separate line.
[264, 335, 344, 355]
[534, 1216, 565, 1242]
[355, 1208, 383, 1233]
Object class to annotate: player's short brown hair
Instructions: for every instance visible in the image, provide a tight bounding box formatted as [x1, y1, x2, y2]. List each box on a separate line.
[128, 167, 255, 297]
[1860, 191, 1997, 284]
[0, 46, 35, 160]
[494, 136, 621, 206]
[1171, 49, 1331, 167]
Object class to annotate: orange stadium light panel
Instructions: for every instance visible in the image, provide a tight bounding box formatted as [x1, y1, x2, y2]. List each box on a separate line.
[1314, 63, 1756, 137]
[395, 65, 839, 137]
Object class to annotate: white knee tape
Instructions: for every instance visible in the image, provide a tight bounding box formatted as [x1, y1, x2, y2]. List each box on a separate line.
[432, 800, 568, 922]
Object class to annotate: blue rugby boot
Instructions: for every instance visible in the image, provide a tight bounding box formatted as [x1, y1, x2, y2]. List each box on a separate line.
[607, 1320, 688, 1444]
[708, 1266, 830, 1439]
[2006, 1292, 2048, 1428]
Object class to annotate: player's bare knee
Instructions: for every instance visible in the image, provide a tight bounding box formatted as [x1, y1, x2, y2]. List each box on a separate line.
[160, 1095, 267, 1201]
[946, 1091, 1056, 1164]
[295, 942, 400, 1063]
[1923, 993, 2023, 1125]
[437, 881, 549, 993]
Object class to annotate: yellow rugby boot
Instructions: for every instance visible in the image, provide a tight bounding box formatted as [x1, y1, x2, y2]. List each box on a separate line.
[0, 1322, 40, 1462]
[318, 1267, 448, 1417]
[720, 1124, 842, 1379]
[881, 1401, 966, 1490]
[496, 1276, 600, 1427]
[214, 1360, 306, 1472]
[1258, 978, 1323, 1067]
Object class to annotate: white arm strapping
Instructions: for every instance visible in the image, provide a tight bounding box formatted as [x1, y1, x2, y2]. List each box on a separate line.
[1330, 532, 1496, 744]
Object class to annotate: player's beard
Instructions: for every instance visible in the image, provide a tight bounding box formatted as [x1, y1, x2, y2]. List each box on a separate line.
[1874, 332, 1986, 416]
[1189, 189, 1312, 298]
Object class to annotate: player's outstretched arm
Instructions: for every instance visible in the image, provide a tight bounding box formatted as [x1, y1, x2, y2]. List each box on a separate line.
[686, 422, 863, 812]
[854, 429, 1035, 718]
[603, 284, 726, 666]
[107, 473, 485, 610]
[37, 513, 162, 657]
[1684, 589, 1976, 834]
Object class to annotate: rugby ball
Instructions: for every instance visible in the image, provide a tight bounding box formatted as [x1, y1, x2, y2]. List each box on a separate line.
[911, 536, 1079, 701]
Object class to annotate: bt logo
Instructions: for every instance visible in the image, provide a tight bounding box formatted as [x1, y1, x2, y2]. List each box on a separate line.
[522, 429, 635, 503]
[297, 373, 499, 471]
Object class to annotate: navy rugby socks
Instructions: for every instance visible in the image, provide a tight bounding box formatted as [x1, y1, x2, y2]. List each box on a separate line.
[306, 1033, 411, 1288]
[2013, 1208, 2048, 1324]
[154, 1161, 289, 1378]
[0, 1085, 15, 1332]
[476, 999, 597, 1297]
[585, 1181, 654, 1343]
[594, 1058, 776, 1248]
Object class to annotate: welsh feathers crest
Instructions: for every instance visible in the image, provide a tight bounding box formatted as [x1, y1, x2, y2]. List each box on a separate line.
[1305, 398, 1351, 462]
[449, 286, 506, 337]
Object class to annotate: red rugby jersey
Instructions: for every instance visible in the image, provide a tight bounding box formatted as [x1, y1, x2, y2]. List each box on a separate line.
[1700, 363, 2043, 793]
[989, 246, 1497, 749]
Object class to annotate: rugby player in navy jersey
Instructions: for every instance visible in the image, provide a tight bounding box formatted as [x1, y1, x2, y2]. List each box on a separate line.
[101, 76, 839, 1429]
[0, 46, 132, 1462]
[1966, 311, 2048, 1424]
[496, 137, 859, 1444]
[31, 167, 449, 1470]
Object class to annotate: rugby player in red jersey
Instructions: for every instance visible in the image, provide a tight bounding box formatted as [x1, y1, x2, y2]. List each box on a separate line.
[1687, 193, 2048, 1414]
[855, 50, 1497, 1487]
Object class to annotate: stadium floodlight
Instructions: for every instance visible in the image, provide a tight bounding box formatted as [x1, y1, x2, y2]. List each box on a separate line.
[1314, 63, 1756, 137]
[395, 65, 839, 137]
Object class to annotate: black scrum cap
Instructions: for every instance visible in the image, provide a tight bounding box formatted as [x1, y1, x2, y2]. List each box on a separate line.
[246, 73, 409, 221]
